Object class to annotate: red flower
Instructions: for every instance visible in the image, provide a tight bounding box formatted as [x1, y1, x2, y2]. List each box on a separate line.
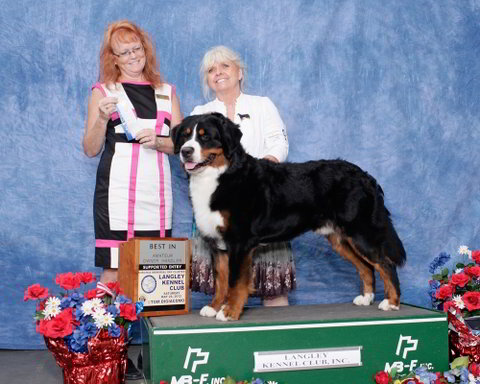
[472, 250, 480, 264]
[443, 300, 458, 313]
[451, 273, 470, 287]
[159, 381, 169, 384]
[463, 291, 480, 311]
[106, 281, 124, 295]
[84, 288, 99, 299]
[55, 272, 81, 290]
[470, 362, 480, 376]
[24, 284, 49, 301]
[119, 303, 137, 321]
[465, 266, 480, 278]
[435, 284, 455, 300]
[37, 308, 75, 338]
[374, 371, 391, 384]
[75, 272, 96, 285]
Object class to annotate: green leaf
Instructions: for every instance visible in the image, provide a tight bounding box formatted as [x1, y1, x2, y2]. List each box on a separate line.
[432, 274, 443, 280]
[441, 268, 449, 276]
[456, 263, 465, 269]
[451, 356, 469, 369]
[389, 367, 397, 377]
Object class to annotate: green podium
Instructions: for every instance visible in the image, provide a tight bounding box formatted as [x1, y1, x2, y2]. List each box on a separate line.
[141, 303, 448, 383]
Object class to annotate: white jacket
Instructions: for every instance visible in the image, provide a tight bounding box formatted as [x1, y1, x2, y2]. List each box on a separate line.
[191, 93, 288, 162]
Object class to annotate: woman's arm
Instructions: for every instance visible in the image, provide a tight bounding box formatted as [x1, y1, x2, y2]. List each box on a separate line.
[261, 97, 289, 163]
[83, 88, 117, 157]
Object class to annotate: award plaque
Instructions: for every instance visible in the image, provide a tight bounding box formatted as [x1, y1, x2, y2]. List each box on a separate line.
[118, 238, 190, 317]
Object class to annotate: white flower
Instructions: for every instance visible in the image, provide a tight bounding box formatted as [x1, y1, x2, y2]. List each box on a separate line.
[459, 245, 471, 255]
[453, 295, 465, 309]
[82, 298, 104, 316]
[266, 381, 278, 384]
[92, 311, 115, 328]
[42, 297, 61, 319]
[42, 305, 61, 319]
[455, 268, 464, 274]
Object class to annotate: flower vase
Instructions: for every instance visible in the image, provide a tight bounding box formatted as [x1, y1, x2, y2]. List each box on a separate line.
[44, 329, 128, 384]
[449, 312, 480, 363]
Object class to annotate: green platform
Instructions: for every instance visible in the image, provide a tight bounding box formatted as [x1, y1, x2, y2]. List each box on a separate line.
[141, 303, 448, 384]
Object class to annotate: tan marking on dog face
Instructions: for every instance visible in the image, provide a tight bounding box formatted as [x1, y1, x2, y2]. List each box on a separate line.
[200, 148, 229, 168]
[198, 128, 205, 136]
[185, 127, 192, 135]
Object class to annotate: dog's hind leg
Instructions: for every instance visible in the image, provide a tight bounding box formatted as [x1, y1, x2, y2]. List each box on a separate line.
[326, 234, 376, 306]
[200, 251, 229, 317]
[344, 237, 401, 310]
[374, 261, 401, 311]
[216, 250, 254, 321]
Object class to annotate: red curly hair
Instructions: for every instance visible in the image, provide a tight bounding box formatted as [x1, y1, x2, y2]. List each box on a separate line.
[98, 20, 163, 88]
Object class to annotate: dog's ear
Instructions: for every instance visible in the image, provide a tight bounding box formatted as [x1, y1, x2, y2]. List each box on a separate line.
[211, 113, 243, 159]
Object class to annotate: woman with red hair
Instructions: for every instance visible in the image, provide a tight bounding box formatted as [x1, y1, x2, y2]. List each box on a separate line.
[84, 20, 182, 284]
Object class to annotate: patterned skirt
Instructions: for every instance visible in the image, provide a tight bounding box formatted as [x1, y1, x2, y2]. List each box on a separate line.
[190, 231, 296, 298]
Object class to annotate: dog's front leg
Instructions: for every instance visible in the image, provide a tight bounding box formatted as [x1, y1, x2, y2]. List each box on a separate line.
[216, 250, 254, 321]
[199, 251, 229, 317]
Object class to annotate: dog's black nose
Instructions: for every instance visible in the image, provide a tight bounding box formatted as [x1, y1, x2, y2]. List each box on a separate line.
[181, 146, 194, 159]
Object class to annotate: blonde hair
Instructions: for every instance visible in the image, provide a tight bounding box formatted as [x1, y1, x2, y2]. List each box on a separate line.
[98, 20, 163, 88]
[200, 45, 247, 99]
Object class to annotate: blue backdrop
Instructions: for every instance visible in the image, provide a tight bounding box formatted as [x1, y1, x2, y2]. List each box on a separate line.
[1, 0, 479, 349]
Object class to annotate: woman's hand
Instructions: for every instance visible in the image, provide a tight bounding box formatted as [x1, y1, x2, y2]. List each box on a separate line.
[136, 129, 174, 154]
[98, 97, 118, 121]
[136, 129, 158, 149]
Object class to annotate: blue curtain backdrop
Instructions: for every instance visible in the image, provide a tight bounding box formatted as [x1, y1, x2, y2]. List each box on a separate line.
[1, 0, 479, 349]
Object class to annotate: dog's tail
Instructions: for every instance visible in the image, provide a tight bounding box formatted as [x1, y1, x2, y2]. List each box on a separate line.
[382, 217, 406, 267]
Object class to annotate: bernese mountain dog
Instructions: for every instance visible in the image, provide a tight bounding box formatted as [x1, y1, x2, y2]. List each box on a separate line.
[172, 112, 406, 321]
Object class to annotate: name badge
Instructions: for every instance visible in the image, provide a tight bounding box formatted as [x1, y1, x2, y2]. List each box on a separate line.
[156, 94, 170, 100]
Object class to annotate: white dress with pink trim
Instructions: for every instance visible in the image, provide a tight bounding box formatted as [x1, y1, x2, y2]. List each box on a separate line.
[92, 82, 174, 269]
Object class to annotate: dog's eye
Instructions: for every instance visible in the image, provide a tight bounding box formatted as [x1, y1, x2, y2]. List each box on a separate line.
[200, 134, 210, 142]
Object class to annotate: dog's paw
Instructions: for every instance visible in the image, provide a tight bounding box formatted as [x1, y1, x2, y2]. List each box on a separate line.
[353, 293, 375, 306]
[378, 299, 400, 311]
[199, 305, 218, 317]
[216, 307, 234, 322]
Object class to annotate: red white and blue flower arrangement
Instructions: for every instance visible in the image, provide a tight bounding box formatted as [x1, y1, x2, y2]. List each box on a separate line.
[24, 271, 143, 353]
[373, 245, 480, 384]
[429, 246, 480, 318]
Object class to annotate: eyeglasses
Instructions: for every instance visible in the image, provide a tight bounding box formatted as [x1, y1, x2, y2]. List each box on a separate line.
[113, 45, 144, 58]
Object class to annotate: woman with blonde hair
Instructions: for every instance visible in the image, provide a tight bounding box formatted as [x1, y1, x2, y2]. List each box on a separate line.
[190, 45, 295, 306]
[84, 20, 182, 284]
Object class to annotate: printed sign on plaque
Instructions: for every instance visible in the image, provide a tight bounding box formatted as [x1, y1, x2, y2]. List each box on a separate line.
[118, 238, 190, 317]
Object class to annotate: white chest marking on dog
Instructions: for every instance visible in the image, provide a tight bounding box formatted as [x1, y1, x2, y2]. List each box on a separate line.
[190, 165, 227, 241]
[316, 222, 335, 236]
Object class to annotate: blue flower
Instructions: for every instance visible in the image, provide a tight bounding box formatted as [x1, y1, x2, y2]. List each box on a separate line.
[65, 329, 89, 353]
[252, 379, 264, 384]
[136, 301, 144, 315]
[61, 292, 86, 310]
[429, 252, 451, 274]
[79, 320, 98, 338]
[443, 371, 456, 383]
[108, 324, 122, 338]
[107, 304, 120, 317]
[115, 295, 132, 304]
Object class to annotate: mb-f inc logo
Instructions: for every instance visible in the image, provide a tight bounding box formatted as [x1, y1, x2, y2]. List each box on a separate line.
[184, 347, 209, 373]
[384, 334, 428, 373]
[171, 347, 225, 384]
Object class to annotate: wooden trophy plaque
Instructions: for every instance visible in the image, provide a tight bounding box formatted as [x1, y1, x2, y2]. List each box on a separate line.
[118, 237, 190, 317]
